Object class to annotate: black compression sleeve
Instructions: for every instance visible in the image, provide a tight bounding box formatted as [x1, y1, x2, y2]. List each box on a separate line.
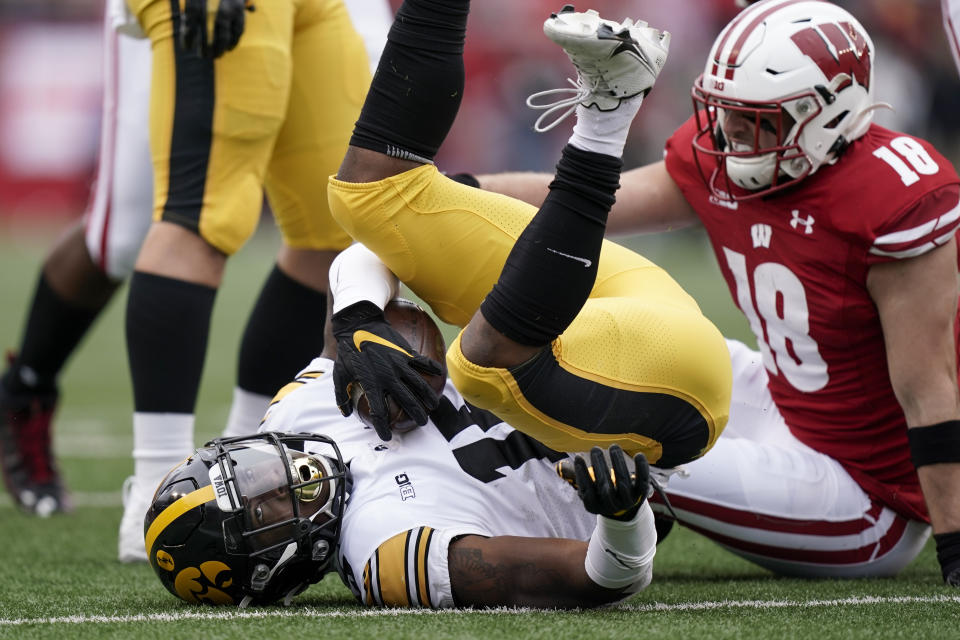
[349, 0, 471, 163]
[237, 266, 327, 396]
[126, 272, 215, 413]
[479, 145, 622, 346]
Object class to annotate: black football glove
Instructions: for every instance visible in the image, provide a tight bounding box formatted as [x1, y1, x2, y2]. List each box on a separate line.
[557, 444, 651, 521]
[179, 0, 255, 59]
[332, 301, 443, 441]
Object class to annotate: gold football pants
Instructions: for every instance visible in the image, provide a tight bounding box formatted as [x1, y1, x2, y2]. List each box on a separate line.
[328, 165, 732, 466]
[129, 0, 369, 254]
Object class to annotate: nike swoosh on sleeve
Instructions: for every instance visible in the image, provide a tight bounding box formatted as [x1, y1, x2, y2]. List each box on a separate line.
[547, 247, 593, 267]
[353, 330, 413, 356]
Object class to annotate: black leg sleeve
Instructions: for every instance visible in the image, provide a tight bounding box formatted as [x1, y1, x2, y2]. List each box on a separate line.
[479, 145, 623, 346]
[349, 0, 471, 162]
[125, 272, 216, 413]
[236, 266, 327, 396]
[5, 274, 104, 394]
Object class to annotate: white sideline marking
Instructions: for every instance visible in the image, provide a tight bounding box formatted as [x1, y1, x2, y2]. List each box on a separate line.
[2, 596, 959, 626]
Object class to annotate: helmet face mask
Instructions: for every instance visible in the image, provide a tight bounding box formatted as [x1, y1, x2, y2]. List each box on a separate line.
[145, 432, 347, 607]
[691, 0, 876, 201]
[692, 87, 812, 199]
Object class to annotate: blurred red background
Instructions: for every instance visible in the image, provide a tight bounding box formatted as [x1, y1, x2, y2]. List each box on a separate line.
[0, 0, 957, 222]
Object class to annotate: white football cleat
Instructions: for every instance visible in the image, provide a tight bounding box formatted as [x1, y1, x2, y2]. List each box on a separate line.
[117, 476, 151, 563]
[528, 5, 671, 131]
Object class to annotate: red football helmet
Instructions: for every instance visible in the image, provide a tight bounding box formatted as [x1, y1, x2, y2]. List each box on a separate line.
[692, 0, 879, 201]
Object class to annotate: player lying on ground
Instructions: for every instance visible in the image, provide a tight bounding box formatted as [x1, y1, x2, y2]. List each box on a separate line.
[144, 299, 657, 608]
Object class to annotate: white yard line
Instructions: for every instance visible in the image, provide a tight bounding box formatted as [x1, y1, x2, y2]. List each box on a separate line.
[2, 596, 959, 626]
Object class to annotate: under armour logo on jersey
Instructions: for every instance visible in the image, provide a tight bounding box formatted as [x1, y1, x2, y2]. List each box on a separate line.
[790, 210, 815, 234]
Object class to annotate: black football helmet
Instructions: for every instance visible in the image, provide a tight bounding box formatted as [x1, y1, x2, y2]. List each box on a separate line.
[144, 432, 346, 607]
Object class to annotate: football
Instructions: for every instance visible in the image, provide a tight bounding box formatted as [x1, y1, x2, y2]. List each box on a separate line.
[351, 298, 448, 433]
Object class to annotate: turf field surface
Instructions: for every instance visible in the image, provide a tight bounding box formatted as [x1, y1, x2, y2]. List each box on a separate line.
[0, 223, 955, 639]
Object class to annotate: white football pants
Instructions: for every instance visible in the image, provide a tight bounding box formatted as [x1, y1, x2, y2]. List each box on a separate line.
[657, 340, 930, 578]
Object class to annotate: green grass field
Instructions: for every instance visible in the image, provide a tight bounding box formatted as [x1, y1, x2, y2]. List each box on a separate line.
[0, 222, 957, 639]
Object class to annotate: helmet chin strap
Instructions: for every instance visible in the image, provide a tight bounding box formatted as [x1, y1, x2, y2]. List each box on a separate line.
[716, 121, 794, 191]
[726, 152, 778, 190]
[239, 541, 302, 608]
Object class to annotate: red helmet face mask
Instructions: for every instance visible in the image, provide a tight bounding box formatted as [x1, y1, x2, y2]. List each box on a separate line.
[691, 88, 810, 200]
[691, 0, 876, 202]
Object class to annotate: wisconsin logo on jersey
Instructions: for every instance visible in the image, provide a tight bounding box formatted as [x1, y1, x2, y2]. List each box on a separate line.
[751, 223, 772, 248]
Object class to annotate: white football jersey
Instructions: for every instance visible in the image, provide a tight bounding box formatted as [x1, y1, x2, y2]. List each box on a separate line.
[259, 357, 595, 608]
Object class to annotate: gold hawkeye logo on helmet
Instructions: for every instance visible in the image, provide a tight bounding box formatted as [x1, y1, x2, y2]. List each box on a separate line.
[173, 561, 235, 605]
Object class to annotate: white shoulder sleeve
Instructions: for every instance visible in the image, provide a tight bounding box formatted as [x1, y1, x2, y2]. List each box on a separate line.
[328, 243, 399, 313]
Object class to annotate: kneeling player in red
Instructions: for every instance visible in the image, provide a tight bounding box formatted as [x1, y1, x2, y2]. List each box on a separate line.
[476, 0, 960, 584]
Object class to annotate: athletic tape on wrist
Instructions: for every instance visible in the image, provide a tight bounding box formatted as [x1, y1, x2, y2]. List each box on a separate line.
[907, 420, 960, 468]
[328, 244, 398, 314]
[585, 502, 656, 590]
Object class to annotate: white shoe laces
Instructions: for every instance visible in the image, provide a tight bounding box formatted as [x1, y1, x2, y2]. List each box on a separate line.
[526, 75, 601, 133]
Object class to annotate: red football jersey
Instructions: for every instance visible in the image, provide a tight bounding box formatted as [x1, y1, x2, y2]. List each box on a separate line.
[666, 116, 960, 521]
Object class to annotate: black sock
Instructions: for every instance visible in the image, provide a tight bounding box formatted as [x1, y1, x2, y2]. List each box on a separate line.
[125, 272, 216, 413]
[237, 266, 327, 396]
[480, 145, 623, 346]
[349, 0, 471, 162]
[4, 274, 103, 394]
